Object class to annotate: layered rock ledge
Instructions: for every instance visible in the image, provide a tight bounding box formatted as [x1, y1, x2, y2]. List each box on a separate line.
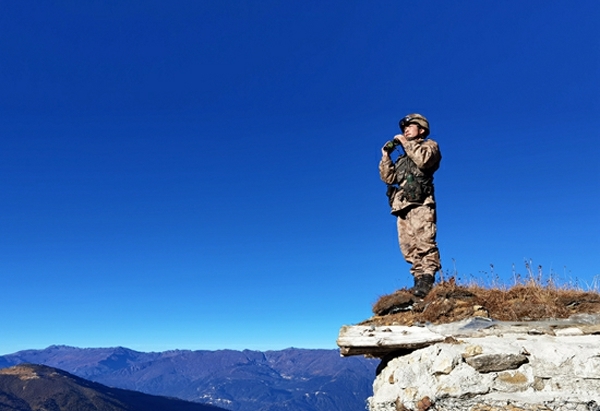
[337, 315, 600, 411]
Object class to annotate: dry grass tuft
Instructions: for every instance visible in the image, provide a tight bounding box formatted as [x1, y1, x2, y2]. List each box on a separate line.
[364, 277, 600, 327]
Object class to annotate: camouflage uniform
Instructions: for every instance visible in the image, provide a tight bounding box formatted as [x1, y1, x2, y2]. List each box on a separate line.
[379, 135, 442, 281]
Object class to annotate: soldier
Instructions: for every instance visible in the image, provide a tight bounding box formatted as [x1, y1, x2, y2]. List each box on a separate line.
[379, 114, 442, 297]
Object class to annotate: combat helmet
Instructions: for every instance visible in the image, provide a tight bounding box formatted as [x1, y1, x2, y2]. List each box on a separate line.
[399, 113, 430, 137]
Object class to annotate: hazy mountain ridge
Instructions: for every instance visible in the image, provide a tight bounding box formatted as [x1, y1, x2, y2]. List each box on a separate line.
[0, 363, 227, 411]
[0, 346, 377, 411]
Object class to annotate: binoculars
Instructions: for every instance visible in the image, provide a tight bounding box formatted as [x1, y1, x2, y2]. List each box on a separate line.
[383, 139, 401, 153]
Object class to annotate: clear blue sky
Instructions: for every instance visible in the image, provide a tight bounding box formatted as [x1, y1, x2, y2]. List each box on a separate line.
[1, 1, 599, 355]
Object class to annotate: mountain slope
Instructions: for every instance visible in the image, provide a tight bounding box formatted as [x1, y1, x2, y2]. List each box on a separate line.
[0, 363, 226, 411]
[0, 347, 377, 411]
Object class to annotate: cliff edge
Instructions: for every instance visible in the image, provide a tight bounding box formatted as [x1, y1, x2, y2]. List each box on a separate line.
[337, 281, 600, 411]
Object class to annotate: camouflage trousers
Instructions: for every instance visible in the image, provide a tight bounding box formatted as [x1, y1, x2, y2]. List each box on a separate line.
[396, 205, 441, 279]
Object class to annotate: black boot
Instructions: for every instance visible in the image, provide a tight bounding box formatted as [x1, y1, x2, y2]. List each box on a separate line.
[411, 274, 434, 298]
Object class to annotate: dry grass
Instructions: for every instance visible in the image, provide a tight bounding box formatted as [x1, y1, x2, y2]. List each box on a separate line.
[364, 277, 600, 327]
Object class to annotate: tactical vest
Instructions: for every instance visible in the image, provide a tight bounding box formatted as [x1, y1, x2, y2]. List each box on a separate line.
[393, 154, 438, 203]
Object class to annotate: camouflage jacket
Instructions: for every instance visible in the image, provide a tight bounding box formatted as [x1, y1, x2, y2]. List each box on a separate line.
[379, 138, 441, 215]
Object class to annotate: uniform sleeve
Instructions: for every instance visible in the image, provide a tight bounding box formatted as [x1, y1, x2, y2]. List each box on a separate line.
[403, 139, 441, 170]
[379, 155, 397, 184]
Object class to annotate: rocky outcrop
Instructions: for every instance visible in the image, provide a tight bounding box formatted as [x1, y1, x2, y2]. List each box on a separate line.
[338, 315, 600, 411]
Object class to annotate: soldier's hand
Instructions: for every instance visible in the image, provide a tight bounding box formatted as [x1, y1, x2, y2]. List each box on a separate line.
[394, 134, 408, 147]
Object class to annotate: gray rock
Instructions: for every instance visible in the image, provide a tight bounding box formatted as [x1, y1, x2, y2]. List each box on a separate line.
[364, 327, 600, 410]
[464, 352, 529, 373]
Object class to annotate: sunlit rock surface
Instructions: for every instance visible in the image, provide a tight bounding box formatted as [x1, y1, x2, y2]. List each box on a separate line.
[338, 315, 600, 411]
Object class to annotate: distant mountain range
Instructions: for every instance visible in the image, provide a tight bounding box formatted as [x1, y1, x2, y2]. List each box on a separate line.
[0, 363, 226, 411]
[0, 346, 378, 411]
